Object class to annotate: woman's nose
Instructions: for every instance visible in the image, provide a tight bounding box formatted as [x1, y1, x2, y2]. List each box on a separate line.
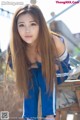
[25, 26, 30, 33]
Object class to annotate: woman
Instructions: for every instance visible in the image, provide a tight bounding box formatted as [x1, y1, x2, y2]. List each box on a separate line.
[9, 4, 72, 120]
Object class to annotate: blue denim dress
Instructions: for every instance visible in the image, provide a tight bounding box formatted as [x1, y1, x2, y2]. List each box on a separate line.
[22, 53, 71, 119]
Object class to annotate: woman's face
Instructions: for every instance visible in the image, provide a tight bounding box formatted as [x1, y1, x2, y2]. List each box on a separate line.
[17, 13, 39, 45]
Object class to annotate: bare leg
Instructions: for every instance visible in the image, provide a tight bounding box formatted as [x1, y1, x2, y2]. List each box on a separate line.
[45, 115, 55, 120]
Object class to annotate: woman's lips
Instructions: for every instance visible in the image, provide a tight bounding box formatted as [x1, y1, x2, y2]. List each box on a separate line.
[25, 36, 32, 38]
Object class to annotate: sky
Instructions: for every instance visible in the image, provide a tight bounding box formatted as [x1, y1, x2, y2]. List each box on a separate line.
[0, 0, 80, 51]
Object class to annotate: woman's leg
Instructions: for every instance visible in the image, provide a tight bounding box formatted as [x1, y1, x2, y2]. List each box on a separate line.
[37, 69, 56, 119]
[45, 115, 55, 120]
[22, 72, 39, 119]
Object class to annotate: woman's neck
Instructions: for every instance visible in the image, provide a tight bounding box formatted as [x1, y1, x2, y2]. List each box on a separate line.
[26, 44, 41, 64]
[27, 40, 38, 49]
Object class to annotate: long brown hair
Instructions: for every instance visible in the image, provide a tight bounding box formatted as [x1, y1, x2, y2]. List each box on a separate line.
[10, 4, 58, 97]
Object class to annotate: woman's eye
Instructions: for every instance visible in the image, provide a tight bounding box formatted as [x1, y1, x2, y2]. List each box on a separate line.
[31, 23, 37, 26]
[19, 24, 24, 27]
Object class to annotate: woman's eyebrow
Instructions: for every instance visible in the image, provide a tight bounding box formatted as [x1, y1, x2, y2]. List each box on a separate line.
[17, 20, 36, 24]
[30, 20, 36, 22]
[17, 22, 24, 24]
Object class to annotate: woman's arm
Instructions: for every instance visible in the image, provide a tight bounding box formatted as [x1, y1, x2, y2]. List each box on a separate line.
[52, 34, 71, 84]
[52, 34, 65, 57]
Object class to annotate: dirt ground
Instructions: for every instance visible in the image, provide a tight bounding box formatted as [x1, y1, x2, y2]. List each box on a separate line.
[0, 79, 23, 120]
[0, 61, 23, 120]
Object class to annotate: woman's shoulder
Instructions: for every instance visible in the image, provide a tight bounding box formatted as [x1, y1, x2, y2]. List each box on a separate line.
[50, 31, 64, 43]
[50, 31, 65, 57]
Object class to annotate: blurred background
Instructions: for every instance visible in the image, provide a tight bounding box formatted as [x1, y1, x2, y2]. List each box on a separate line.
[0, 0, 80, 57]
